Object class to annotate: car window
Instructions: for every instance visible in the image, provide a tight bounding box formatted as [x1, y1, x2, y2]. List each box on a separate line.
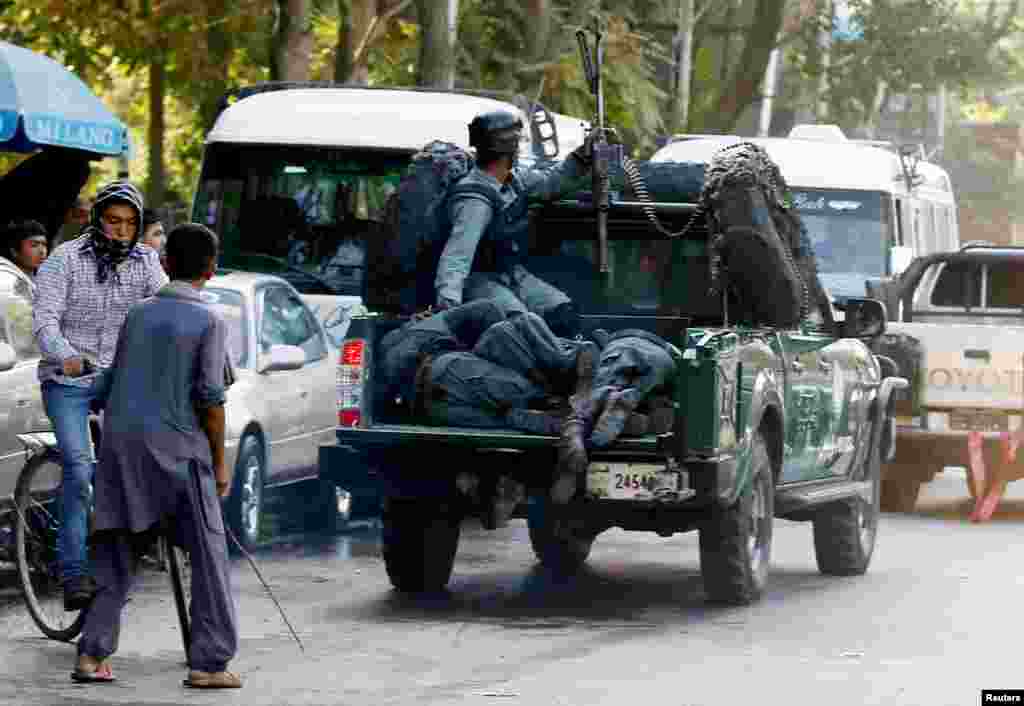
[0, 289, 40, 363]
[260, 287, 326, 362]
[931, 261, 980, 308]
[203, 288, 248, 368]
[985, 262, 1024, 309]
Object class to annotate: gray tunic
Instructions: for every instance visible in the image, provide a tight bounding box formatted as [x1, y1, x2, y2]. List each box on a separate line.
[92, 282, 229, 534]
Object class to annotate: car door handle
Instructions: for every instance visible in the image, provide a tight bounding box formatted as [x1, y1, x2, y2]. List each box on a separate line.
[819, 360, 833, 373]
[790, 360, 805, 373]
[15, 398, 31, 408]
[964, 349, 990, 362]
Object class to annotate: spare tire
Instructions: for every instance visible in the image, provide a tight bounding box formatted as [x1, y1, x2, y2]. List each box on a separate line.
[711, 184, 804, 328]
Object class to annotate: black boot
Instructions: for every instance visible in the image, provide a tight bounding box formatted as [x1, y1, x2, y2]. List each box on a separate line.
[478, 475, 525, 529]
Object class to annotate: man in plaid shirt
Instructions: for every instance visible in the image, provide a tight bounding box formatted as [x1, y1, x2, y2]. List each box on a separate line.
[32, 181, 168, 610]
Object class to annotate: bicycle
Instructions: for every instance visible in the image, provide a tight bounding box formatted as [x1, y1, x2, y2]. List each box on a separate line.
[12, 417, 192, 661]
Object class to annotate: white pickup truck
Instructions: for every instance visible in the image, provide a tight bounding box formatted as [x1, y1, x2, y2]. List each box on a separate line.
[869, 243, 1024, 511]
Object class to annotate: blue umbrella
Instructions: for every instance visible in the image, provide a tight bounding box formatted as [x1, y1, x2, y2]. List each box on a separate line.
[0, 40, 128, 157]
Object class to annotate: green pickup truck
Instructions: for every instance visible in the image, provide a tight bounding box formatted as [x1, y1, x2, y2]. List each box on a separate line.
[319, 190, 908, 606]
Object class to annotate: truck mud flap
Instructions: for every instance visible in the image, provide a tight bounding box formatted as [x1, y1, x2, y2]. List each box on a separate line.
[318, 444, 383, 500]
[320, 444, 461, 502]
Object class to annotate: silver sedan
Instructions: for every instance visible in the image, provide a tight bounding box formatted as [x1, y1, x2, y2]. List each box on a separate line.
[203, 271, 347, 548]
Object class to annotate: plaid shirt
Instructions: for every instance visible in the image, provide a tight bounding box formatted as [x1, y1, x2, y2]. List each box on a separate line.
[32, 235, 168, 386]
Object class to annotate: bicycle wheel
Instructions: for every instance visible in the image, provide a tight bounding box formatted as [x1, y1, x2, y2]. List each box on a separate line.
[163, 536, 191, 666]
[14, 453, 85, 642]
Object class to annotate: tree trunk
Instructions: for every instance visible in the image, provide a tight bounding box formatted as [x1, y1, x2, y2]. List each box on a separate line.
[347, 0, 378, 85]
[668, 0, 695, 134]
[415, 0, 454, 88]
[147, 57, 166, 208]
[525, 0, 551, 64]
[198, 0, 232, 134]
[273, 0, 314, 82]
[815, 0, 832, 122]
[712, 0, 787, 132]
[334, 0, 352, 82]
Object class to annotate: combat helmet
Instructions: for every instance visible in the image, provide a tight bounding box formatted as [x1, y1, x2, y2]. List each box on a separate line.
[468, 110, 523, 157]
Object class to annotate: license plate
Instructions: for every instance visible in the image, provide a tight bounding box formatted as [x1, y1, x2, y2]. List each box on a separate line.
[949, 409, 1008, 432]
[586, 462, 682, 500]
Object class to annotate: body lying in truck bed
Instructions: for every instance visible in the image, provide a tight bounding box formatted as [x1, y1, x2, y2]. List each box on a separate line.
[342, 201, 705, 440]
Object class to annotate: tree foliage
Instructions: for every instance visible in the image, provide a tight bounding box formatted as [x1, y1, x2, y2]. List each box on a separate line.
[784, 0, 1023, 136]
[0, 0, 1021, 206]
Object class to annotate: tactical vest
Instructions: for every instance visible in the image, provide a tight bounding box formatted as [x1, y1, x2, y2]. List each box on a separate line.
[447, 174, 529, 275]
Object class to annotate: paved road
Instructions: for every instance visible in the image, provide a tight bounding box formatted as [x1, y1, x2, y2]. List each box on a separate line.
[1, 470, 1021, 706]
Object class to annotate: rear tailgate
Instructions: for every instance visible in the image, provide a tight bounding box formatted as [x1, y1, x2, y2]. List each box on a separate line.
[888, 321, 1024, 432]
[336, 424, 661, 455]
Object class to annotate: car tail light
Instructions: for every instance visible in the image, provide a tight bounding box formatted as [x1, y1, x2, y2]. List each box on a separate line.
[337, 339, 366, 427]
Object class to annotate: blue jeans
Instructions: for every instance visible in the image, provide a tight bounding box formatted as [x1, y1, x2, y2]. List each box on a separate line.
[42, 379, 102, 582]
[588, 337, 677, 448]
[472, 312, 582, 381]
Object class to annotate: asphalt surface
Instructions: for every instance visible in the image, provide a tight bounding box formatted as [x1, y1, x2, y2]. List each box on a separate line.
[0, 470, 1021, 706]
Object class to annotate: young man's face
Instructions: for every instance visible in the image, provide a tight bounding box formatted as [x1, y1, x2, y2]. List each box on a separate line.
[15, 235, 48, 272]
[143, 223, 165, 253]
[100, 203, 138, 243]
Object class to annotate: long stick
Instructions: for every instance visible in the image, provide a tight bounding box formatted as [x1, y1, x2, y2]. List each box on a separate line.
[226, 525, 306, 654]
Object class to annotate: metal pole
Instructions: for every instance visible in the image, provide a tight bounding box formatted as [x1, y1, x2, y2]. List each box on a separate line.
[758, 45, 781, 137]
[671, 0, 694, 134]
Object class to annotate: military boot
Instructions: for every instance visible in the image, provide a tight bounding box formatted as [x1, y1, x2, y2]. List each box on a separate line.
[478, 474, 526, 529]
[590, 387, 643, 448]
[553, 344, 599, 504]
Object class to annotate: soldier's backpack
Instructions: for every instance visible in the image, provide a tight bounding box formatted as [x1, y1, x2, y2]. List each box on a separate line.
[366, 140, 505, 315]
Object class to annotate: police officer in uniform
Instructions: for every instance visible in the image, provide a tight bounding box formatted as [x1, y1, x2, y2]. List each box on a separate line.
[434, 110, 593, 338]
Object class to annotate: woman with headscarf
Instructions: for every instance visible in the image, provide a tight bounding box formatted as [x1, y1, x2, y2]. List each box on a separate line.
[31, 180, 168, 612]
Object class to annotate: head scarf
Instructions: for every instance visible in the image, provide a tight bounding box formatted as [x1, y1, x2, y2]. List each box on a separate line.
[81, 180, 145, 283]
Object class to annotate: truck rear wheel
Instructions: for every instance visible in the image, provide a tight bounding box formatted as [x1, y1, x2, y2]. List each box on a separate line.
[699, 431, 774, 605]
[381, 499, 461, 593]
[813, 422, 881, 576]
[527, 499, 595, 574]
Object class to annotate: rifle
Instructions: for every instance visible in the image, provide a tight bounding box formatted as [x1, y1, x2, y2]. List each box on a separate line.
[576, 18, 620, 275]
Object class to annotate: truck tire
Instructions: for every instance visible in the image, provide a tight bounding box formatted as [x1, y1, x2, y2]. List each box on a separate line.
[880, 475, 922, 513]
[699, 431, 774, 605]
[382, 499, 461, 593]
[527, 499, 595, 574]
[813, 422, 881, 576]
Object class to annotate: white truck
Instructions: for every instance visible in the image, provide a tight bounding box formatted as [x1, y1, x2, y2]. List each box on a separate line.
[872, 243, 1024, 510]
